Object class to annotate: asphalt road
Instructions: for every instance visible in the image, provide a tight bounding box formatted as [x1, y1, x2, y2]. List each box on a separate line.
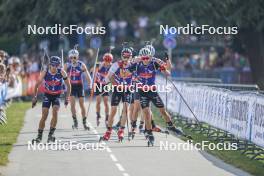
[1, 101, 250, 176]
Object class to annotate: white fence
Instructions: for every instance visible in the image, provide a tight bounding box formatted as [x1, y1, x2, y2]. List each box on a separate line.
[156, 76, 264, 148]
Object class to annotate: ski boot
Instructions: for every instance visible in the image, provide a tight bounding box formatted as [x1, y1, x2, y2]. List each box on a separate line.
[32, 129, 43, 144]
[72, 117, 78, 130]
[129, 121, 137, 140]
[32, 136, 42, 144]
[47, 134, 56, 143]
[146, 131, 154, 147]
[83, 117, 90, 131]
[117, 128, 124, 142]
[96, 112, 101, 127]
[139, 121, 144, 134]
[99, 129, 112, 142]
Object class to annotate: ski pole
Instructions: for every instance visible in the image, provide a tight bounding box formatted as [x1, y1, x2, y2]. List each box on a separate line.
[86, 48, 100, 118]
[165, 76, 201, 125]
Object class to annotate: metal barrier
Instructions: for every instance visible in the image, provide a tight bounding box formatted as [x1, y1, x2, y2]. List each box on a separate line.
[156, 76, 264, 160]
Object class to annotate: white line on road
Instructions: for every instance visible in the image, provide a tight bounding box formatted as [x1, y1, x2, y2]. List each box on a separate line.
[110, 154, 118, 162]
[116, 163, 125, 172]
[106, 147, 112, 153]
[87, 121, 129, 176]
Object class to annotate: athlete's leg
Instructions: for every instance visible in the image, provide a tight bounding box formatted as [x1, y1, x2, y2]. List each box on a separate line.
[96, 95, 101, 117]
[79, 97, 89, 130]
[38, 107, 49, 130]
[70, 96, 78, 128]
[107, 106, 117, 127]
[50, 105, 59, 128]
[79, 97, 86, 118]
[70, 96, 76, 117]
[103, 95, 109, 122]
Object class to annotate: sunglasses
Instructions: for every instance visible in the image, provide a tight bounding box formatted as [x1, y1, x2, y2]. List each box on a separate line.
[141, 56, 150, 61]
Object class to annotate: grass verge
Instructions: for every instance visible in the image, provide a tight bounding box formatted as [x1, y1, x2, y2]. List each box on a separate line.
[0, 102, 31, 165]
[152, 108, 264, 176]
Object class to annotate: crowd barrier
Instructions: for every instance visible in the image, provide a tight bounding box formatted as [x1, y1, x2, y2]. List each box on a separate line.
[156, 76, 264, 148]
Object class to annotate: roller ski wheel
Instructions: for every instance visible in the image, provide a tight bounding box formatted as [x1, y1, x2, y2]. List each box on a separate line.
[47, 135, 56, 143]
[32, 137, 41, 144]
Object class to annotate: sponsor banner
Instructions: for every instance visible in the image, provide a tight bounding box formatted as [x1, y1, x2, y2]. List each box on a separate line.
[156, 76, 264, 147]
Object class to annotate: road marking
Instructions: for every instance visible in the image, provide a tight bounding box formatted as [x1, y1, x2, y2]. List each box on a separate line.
[116, 163, 125, 172]
[106, 147, 112, 153]
[110, 154, 118, 162]
[87, 120, 129, 176]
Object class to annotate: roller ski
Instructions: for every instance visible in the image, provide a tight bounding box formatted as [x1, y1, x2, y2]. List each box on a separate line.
[117, 128, 124, 142]
[47, 134, 56, 143]
[99, 129, 112, 142]
[146, 131, 154, 147]
[72, 117, 78, 130]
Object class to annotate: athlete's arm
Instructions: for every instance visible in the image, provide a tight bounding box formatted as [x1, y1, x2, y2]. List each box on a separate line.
[33, 71, 45, 97]
[63, 63, 67, 72]
[154, 61, 171, 76]
[164, 52, 172, 70]
[106, 62, 118, 84]
[32, 70, 45, 108]
[82, 64, 92, 88]
[61, 70, 71, 98]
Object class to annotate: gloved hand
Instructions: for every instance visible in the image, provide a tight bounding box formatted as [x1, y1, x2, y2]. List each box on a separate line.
[32, 96, 37, 108]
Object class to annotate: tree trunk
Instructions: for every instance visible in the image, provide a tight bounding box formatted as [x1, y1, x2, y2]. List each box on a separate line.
[240, 29, 264, 90]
